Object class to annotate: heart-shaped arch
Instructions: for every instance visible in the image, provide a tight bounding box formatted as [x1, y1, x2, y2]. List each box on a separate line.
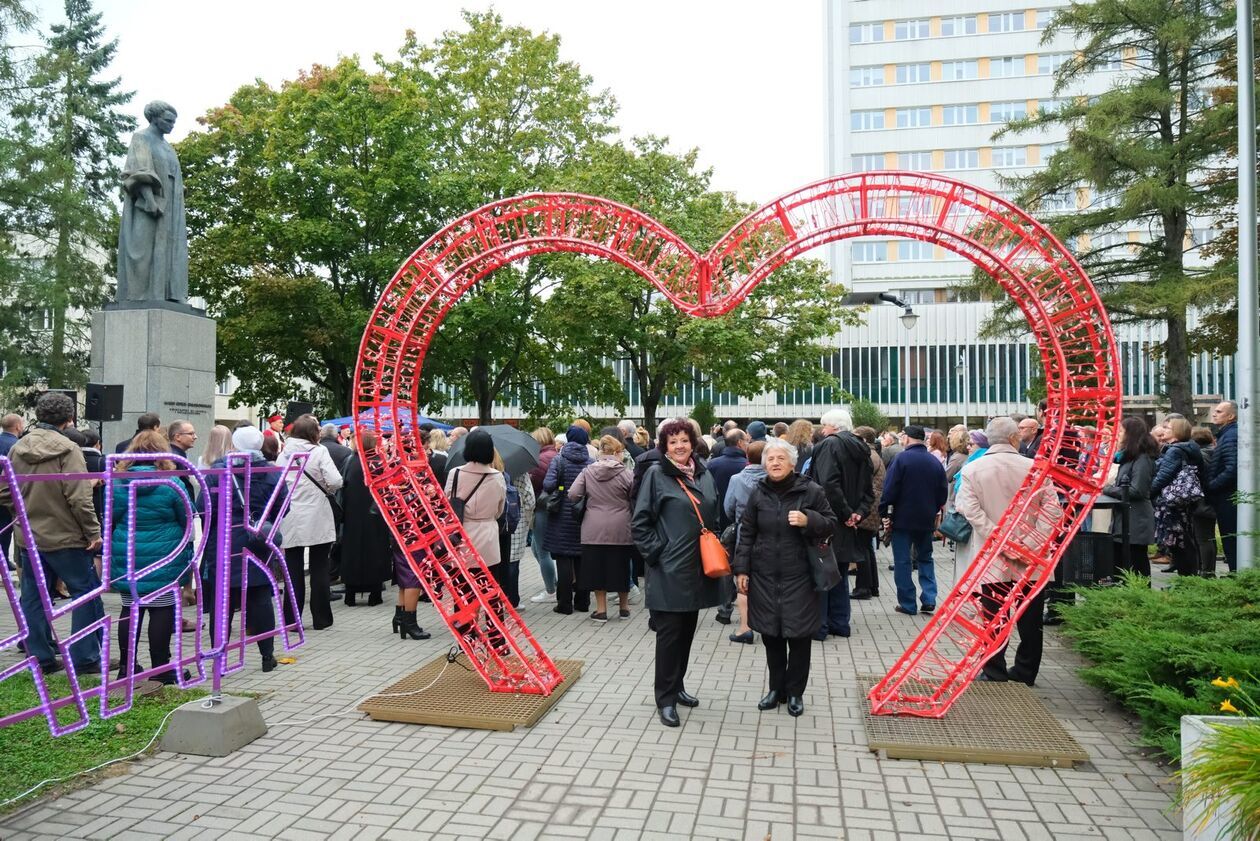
[354, 172, 1122, 716]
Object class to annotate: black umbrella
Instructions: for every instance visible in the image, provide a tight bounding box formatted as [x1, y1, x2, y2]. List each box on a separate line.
[446, 425, 540, 478]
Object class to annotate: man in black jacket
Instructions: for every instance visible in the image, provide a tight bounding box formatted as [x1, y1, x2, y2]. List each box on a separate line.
[319, 423, 354, 472]
[807, 408, 874, 639]
[115, 412, 160, 453]
[1207, 400, 1238, 571]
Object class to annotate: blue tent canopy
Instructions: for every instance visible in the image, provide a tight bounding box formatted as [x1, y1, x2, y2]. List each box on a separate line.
[324, 406, 453, 433]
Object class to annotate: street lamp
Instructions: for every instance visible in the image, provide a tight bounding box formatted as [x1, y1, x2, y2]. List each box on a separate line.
[843, 292, 918, 426]
[956, 352, 969, 429]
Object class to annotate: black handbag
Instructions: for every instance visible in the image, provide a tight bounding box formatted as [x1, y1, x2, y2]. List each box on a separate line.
[571, 493, 587, 521]
[304, 467, 344, 525]
[449, 468, 491, 524]
[938, 510, 973, 543]
[545, 484, 566, 515]
[808, 538, 842, 592]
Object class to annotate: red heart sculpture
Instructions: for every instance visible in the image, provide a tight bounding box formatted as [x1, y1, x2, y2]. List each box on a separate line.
[354, 172, 1122, 716]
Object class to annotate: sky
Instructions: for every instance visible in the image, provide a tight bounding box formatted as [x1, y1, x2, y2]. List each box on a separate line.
[29, 0, 826, 207]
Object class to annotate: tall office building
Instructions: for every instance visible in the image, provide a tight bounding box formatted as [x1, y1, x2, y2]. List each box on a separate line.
[821, 0, 1232, 425]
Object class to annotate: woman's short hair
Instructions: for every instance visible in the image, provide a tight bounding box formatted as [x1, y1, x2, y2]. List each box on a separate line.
[656, 419, 698, 455]
[531, 426, 555, 447]
[463, 429, 495, 465]
[599, 434, 624, 456]
[1167, 417, 1192, 442]
[428, 429, 448, 451]
[290, 414, 320, 444]
[853, 425, 877, 445]
[119, 429, 176, 472]
[634, 427, 650, 447]
[785, 419, 814, 448]
[1191, 426, 1215, 447]
[746, 440, 766, 465]
[947, 427, 969, 454]
[762, 437, 799, 467]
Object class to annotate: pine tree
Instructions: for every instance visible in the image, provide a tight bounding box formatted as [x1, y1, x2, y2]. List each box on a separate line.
[4, 0, 132, 396]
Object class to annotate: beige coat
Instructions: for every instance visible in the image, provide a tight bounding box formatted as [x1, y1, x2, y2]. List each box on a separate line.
[954, 442, 1060, 581]
[445, 461, 506, 566]
[278, 438, 344, 549]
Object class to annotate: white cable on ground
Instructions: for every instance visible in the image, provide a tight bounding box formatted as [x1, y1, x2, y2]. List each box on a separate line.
[266, 659, 451, 727]
[0, 696, 205, 811]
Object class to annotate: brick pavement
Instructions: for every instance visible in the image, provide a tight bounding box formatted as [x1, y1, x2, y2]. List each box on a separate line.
[0, 546, 1180, 840]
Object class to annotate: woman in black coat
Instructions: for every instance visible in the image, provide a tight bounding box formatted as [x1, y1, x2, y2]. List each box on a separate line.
[339, 432, 391, 606]
[1101, 416, 1158, 579]
[733, 438, 837, 717]
[631, 419, 724, 728]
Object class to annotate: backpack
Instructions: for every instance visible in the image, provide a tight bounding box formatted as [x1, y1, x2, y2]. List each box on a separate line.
[449, 468, 490, 524]
[500, 470, 522, 535]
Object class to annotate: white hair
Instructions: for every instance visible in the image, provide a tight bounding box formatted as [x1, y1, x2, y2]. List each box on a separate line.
[618, 419, 636, 437]
[985, 416, 1019, 446]
[820, 409, 853, 432]
[762, 437, 799, 467]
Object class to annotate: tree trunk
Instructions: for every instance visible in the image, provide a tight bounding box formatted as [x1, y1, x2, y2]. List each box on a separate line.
[1164, 311, 1194, 416]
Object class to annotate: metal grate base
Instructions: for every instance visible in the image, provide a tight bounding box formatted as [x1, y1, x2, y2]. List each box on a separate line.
[858, 674, 1089, 768]
[358, 656, 583, 732]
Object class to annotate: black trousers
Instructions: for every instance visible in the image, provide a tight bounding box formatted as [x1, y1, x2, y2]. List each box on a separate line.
[762, 634, 812, 696]
[1044, 556, 1073, 613]
[554, 554, 589, 612]
[283, 543, 334, 629]
[206, 583, 276, 659]
[115, 604, 176, 682]
[978, 582, 1046, 685]
[1113, 542, 1151, 578]
[856, 531, 878, 593]
[651, 609, 699, 708]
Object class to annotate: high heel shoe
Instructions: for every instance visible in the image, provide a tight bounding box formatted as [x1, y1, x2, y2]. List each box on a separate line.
[398, 610, 431, 640]
[392, 605, 404, 634]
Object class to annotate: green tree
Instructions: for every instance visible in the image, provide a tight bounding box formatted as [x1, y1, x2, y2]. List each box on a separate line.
[545, 137, 860, 429]
[690, 398, 717, 435]
[965, 0, 1236, 414]
[181, 12, 616, 419]
[847, 396, 888, 431]
[1, 0, 131, 397]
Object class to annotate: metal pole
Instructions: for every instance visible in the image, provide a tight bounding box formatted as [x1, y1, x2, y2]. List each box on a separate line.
[1237, 0, 1257, 572]
[904, 325, 911, 427]
[959, 352, 969, 428]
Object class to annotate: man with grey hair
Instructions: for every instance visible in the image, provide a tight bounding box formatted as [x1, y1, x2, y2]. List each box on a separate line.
[955, 416, 1057, 685]
[0, 392, 103, 673]
[319, 422, 353, 472]
[1207, 399, 1238, 571]
[806, 408, 874, 637]
[619, 419, 643, 459]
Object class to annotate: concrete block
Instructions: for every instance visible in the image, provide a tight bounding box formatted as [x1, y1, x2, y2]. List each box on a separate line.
[160, 694, 267, 757]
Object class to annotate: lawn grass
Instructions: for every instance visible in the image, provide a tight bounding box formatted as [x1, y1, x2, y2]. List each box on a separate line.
[0, 672, 206, 813]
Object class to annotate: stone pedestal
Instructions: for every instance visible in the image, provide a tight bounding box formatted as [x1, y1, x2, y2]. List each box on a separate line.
[89, 304, 216, 460]
[160, 694, 267, 756]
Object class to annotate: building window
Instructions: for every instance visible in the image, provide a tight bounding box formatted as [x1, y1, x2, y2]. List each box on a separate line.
[1041, 190, 1076, 212]
[1035, 8, 1054, 28]
[851, 153, 885, 171]
[895, 63, 931, 84]
[1101, 49, 1123, 71]
[990, 100, 1028, 122]
[943, 149, 979, 170]
[945, 287, 983, 302]
[897, 151, 933, 169]
[990, 56, 1024, 78]
[942, 104, 979, 125]
[894, 19, 930, 40]
[896, 107, 932, 128]
[850, 65, 884, 87]
[941, 60, 979, 81]
[897, 289, 936, 305]
[1038, 53, 1072, 75]
[850, 22, 885, 43]
[992, 146, 1028, 167]
[1041, 140, 1067, 157]
[851, 110, 885, 131]
[897, 241, 935, 261]
[988, 11, 1026, 32]
[852, 241, 888, 262]
[940, 15, 977, 36]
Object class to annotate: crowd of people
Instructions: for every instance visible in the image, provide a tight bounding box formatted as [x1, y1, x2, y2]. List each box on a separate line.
[0, 390, 1243, 728]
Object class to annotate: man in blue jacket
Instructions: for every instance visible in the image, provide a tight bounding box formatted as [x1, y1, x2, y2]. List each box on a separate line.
[879, 426, 948, 616]
[1207, 400, 1238, 572]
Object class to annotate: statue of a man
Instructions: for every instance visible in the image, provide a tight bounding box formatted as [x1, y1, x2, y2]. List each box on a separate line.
[117, 100, 188, 304]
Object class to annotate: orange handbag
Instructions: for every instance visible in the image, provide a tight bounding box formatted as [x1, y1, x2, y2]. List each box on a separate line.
[676, 478, 731, 578]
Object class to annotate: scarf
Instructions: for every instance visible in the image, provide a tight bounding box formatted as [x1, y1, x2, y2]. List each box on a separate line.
[670, 455, 696, 481]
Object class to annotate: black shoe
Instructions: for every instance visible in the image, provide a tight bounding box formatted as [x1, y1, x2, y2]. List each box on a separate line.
[261, 656, 278, 673]
[72, 660, 101, 675]
[399, 611, 431, 640]
[648, 616, 657, 632]
[714, 610, 733, 625]
[813, 630, 828, 641]
[787, 696, 805, 717]
[1008, 670, 1036, 687]
[871, 589, 880, 597]
[38, 658, 62, 675]
[676, 690, 699, 708]
[729, 630, 754, 644]
[830, 628, 851, 638]
[757, 690, 783, 711]
[367, 591, 383, 606]
[851, 588, 872, 600]
[894, 605, 916, 615]
[552, 606, 573, 615]
[392, 606, 404, 633]
[920, 604, 935, 614]
[658, 705, 680, 727]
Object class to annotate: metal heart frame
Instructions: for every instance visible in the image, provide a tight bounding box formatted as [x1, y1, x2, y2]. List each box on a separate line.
[354, 171, 1123, 716]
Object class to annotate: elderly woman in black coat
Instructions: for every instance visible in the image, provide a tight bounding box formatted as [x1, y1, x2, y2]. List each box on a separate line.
[733, 438, 837, 717]
[632, 418, 725, 728]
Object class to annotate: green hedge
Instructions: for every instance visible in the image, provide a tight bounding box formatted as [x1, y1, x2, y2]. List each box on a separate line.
[1058, 570, 1260, 760]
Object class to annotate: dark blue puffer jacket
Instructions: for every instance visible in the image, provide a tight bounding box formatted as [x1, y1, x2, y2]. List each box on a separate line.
[543, 441, 592, 556]
[109, 465, 194, 595]
[204, 454, 289, 588]
[1205, 422, 1237, 500]
[1151, 440, 1205, 498]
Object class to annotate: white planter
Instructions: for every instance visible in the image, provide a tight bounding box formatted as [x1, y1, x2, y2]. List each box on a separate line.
[1181, 714, 1259, 840]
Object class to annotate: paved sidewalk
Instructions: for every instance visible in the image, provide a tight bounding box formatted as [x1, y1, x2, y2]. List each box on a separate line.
[0, 546, 1179, 840]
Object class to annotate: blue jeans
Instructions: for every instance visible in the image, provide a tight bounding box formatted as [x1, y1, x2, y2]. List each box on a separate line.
[530, 509, 557, 592]
[891, 529, 938, 613]
[19, 547, 105, 667]
[818, 572, 850, 635]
